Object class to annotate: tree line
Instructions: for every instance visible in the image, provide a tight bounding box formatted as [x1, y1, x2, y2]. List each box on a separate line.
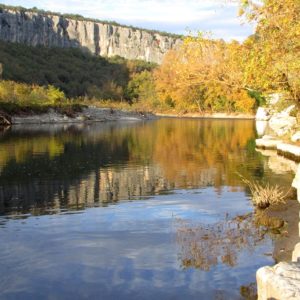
[0, 41, 155, 101]
[0, 0, 299, 114]
[151, 0, 299, 113]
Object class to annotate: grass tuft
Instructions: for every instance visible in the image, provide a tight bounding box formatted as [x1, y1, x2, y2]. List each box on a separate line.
[239, 175, 289, 209]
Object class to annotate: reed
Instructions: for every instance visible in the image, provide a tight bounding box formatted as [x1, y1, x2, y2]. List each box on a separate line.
[240, 175, 288, 209]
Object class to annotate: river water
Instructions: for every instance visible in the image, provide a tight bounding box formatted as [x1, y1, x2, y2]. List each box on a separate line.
[0, 119, 295, 299]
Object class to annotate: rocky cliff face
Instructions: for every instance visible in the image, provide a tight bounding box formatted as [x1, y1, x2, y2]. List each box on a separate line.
[0, 8, 182, 64]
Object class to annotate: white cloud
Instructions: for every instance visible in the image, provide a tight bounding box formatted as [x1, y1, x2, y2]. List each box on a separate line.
[1, 0, 254, 40]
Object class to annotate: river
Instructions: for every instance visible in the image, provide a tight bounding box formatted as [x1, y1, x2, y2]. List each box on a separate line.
[0, 118, 296, 299]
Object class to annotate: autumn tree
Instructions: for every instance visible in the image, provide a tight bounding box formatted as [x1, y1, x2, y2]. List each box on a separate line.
[154, 34, 255, 113]
[240, 0, 300, 101]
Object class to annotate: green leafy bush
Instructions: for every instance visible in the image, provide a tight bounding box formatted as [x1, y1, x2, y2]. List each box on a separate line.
[248, 90, 266, 107]
[0, 80, 82, 114]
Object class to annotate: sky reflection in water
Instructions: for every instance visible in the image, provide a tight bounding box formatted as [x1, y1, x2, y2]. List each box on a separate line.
[0, 119, 295, 299]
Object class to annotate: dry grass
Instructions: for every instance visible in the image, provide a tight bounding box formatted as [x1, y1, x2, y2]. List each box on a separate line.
[175, 213, 266, 271]
[240, 175, 289, 209]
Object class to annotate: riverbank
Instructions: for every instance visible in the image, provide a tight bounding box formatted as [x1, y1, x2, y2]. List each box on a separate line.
[255, 105, 300, 300]
[255, 146, 300, 300]
[156, 112, 255, 119]
[0, 106, 157, 125]
[0, 106, 256, 126]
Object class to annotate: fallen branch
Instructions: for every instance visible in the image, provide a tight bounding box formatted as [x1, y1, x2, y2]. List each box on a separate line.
[0, 111, 12, 125]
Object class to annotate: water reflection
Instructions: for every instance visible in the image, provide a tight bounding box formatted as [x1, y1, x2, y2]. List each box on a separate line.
[0, 119, 296, 299]
[0, 119, 265, 215]
[0, 189, 274, 300]
[176, 213, 267, 271]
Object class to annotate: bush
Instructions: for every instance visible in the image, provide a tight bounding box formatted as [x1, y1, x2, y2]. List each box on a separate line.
[248, 90, 266, 107]
[0, 80, 80, 114]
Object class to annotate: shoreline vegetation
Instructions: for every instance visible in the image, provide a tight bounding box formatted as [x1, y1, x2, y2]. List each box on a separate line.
[0, 79, 255, 126]
[0, 2, 298, 121]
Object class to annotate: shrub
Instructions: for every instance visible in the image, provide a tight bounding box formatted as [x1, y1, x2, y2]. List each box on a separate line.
[248, 90, 266, 107]
[0, 80, 78, 114]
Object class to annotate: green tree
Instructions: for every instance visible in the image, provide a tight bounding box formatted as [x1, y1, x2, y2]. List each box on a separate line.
[127, 71, 157, 104]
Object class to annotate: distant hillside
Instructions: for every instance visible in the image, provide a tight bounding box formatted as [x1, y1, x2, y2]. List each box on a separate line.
[0, 40, 156, 99]
[0, 4, 183, 63]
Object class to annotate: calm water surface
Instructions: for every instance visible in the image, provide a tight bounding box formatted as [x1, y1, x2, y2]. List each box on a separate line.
[0, 119, 295, 299]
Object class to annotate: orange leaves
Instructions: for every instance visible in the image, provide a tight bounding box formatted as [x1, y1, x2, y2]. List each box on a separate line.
[153, 0, 300, 113]
[154, 35, 255, 113]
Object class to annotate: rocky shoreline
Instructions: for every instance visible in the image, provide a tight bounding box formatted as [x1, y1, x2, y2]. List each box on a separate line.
[0, 106, 157, 126]
[0, 107, 256, 126]
[255, 103, 300, 300]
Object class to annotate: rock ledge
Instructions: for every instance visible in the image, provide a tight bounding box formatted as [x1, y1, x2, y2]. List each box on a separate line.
[257, 262, 300, 300]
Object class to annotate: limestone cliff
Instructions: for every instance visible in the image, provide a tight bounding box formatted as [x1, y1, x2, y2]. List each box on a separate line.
[0, 7, 182, 64]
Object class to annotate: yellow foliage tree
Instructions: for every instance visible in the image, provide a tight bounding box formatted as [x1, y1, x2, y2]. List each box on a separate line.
[240, 0, 300, 101]
[154, 35, 255, 113]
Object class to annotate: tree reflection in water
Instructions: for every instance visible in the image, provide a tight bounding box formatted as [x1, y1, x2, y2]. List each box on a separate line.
[1, 119, 294, 217]
[176, 213, 267, 271]
[0, 120, 261, 215]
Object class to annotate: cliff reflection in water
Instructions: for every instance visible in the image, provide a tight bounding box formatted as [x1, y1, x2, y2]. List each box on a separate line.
[0, 119, 260, 215]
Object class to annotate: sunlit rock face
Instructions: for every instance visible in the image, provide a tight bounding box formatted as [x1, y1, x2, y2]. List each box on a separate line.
[256, 146, 300, 300]
[0, 8, 182, 63]
[268, 105, 297, 137]
[293, 243, 300, 263]
[257, 262, 300, 300]
[292, 132, 300, 143]
[256, 108, 270, 122]
[255, 121, 268, 137]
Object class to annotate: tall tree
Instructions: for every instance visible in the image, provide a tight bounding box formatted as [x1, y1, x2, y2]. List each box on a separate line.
[240, 0, 300, 101]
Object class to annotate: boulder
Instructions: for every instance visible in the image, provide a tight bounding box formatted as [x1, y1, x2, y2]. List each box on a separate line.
[281, 105, 296, 117]
[278, 143, 300, 162]
[256, 107, 270, 121]
[292, 165, 300, 202]
[268, 93, 281, 106]
[257, 262, 300, 300]
[269, 115, 297, 136]
[291, 132, 300, 143]
[292, 243, 300, 263]
[268, 155, 298, 175]
[262, 135, 276, 140]
[256, 137, 282, 150]
[256, 120, 268, 136]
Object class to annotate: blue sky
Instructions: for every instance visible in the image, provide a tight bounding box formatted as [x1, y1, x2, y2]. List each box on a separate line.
[1, 0, 254, 41]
